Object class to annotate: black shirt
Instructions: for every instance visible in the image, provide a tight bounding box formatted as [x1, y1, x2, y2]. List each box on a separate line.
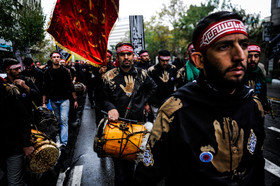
[43, 66, 75, 101]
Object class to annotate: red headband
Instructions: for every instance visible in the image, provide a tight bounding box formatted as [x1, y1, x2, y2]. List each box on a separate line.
[248, 44, 261, 53]
[159, 55, 170, 61]
[140, 52, 149, 57]
[195, 19, 248, 52]
[7, 64, 21, 70]
[107, 52, 112, 57]
[116, 45, 133, 54]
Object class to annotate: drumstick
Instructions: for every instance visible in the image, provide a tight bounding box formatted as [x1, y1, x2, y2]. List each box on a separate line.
[101, 110, 138, 124]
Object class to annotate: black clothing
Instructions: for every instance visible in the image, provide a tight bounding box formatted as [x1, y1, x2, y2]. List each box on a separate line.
[176, 66, 188, 88]
[148, 63, 177, 108]
[21, 67, 44, 105]
[75, 63, 87, 85]
[42, 66, 75, 101]
[103, 66, 157, 122]
[136, 74, 265, 186]
[107, 61, 115, 71]
[0, 77, 32, 157]
[172, 58, 184, 70]
[135, 61, 153, 71]
[245, 66, 269, 112]
[65, 66, 76, 81]
[21, 67, 44, 92]
[86, 65, 99, 105]
[5, 75, 40, 119]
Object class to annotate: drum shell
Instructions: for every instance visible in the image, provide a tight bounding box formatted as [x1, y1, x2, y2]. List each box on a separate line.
[103, 122, 145, 160]
[29, 129, 59, 173]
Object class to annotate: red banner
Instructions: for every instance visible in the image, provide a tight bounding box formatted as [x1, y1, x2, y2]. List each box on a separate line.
[47, 0, 119, 66]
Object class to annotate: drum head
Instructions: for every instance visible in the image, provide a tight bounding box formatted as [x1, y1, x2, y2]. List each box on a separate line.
[29, 143, 59, 173]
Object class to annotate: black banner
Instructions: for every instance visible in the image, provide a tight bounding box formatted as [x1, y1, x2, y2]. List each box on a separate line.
[56, 45, 72, 62]
[129, 15, 145, 56]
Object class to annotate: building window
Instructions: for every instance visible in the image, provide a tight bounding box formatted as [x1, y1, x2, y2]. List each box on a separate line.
[277, 0, 280, 8]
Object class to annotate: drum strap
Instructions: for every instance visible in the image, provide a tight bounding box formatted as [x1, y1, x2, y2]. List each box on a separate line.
[124, 69, 142, 119]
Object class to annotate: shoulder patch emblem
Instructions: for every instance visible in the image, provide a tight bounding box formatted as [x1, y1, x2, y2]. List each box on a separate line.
[247, 129, 257, 155]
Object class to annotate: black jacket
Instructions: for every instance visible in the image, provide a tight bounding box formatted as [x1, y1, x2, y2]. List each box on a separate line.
[135, 61, 153, 71]
[103, 67, 157, 122]
[136, 74, 265, 186]
[245, 67, 269, 112]
[42, 66, 75, 101]
[22, 67, 44, 105]
[148, 63, 177, 107]
[0, 77, 33, 157]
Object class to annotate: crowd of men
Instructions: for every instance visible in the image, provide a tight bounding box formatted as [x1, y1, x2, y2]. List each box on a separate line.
[0, 11, 271, 186]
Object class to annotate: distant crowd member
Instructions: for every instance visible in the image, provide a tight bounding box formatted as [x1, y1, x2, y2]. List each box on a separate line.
[176, 43, 199, 88]
[22, 57, 44, 105]
[148, 49, 177, 119]
[42, 51, 78, 149]
[106, 50, 115, 71]
[135, 11, 265, 186]
[135, 49, 153, 71]
[60, 59, 77, 84]
[245, 44, 269, 113]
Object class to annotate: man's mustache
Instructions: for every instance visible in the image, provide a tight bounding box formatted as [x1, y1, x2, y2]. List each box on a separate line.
[224, 62, 246, 74]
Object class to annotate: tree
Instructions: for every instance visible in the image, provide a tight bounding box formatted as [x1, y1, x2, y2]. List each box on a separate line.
[144, 0, 219, 60]
[144, 16, 173, 62]
[0, 0, 45, 55]
[144, 0, 265, 62]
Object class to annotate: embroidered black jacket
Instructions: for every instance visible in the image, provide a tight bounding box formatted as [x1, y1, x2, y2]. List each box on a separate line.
[135, 74, 265, 186]
[148, 63, 177, 108]
[103, 67, 157, 122]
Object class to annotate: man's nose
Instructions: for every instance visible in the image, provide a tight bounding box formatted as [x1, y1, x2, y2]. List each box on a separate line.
[232, 44, 246, 62]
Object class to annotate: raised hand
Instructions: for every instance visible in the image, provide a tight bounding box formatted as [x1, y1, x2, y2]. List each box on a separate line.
[120, 75, 135, 97]
[211, 117, 244, 173]
[159, 71, 169, 83]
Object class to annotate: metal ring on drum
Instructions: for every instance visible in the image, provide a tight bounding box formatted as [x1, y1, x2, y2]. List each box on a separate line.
[29, 129, 59, 173]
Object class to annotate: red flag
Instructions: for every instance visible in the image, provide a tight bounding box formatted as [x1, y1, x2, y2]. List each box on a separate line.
[47, 0, 119, 67]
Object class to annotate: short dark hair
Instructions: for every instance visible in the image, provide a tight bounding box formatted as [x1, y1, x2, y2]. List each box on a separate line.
[107, 49, 113, 55]
[115, 42, 133, 51]
[3, 58, 19, 69]
[50, 51, 61, 58]
[192, 11, 243, 53]
[139, 49, 148, 56]
[158, 49, 170, 56]
[22, 57, 34, 66]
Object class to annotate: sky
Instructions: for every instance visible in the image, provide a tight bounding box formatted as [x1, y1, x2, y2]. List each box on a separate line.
[42, 0, 272, 25]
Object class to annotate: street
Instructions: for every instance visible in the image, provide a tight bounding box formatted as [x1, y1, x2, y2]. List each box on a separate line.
[57, 82, 280, 186]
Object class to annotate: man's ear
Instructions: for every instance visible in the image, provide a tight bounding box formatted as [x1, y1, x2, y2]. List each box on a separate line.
[191, 52, 204, 69]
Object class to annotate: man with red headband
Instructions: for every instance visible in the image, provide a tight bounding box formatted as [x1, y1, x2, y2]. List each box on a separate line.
[147, 49, 177, 120]
[245, 44, 269, 113]
[102, 42, 157, 186]
[135, 11, 265, 185]
[1, 58, 39, 185]
[176, 42, 200, 88]
[135, 49, 153, 70]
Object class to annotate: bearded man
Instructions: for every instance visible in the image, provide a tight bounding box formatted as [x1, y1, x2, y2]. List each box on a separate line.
[102, 42, 157, 186]
[245, 44, 269, 113]
[135, 11, 265, 186]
